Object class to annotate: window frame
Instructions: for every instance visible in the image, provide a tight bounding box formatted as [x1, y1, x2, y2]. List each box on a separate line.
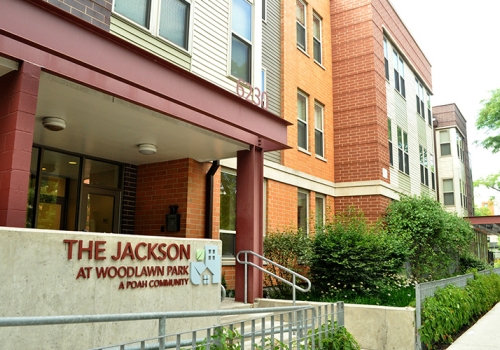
[315, 194, 325, 228]
[430, 153, 435, 190]
[297, 91, 309, 151]
[397, 126, 409, 175]
[229, 0, 254, 84]
[440, 130, 451, 156]
[393, 50, 405, 98]
[443, 179, 454, 206]
[219, 169, 237, 257]
[313, 12, 322, 64]
[296, 0, 307, 52]
[426, 92, 432, 126]
[297, 189, 309, 235]
[262, 0, 266, 22]
[314, 101, 324, 158]
[383, 37, 389, 81]
[388, 118, 393, 166]
[113, 0, 193, 52]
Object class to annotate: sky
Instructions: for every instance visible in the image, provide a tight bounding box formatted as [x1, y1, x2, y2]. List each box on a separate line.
[388, 0, 500, 214]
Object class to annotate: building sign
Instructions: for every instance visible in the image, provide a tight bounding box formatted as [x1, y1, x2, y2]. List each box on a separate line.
[63, 240, 221, 290]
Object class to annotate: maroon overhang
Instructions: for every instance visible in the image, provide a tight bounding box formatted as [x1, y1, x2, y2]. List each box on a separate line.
[0, 0, 291, 152]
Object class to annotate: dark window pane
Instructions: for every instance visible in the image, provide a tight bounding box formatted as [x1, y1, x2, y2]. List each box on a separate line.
[444, 193, 454, 206]
[221, 232, 236, 256]
[404, 153, 409, 175]
[384, 58, 389, 80]
[420, 165, 424, 184]
[425, 169, 429, 186]
[315, 129, 323, 156]
[298, 121, 307, 149]
[297, 192, 307, 233]
[441, 143, 451, 156]
[297, 23, 305, 50]
[401, 78, 406, 97]
[399, 149, 404, 172]
[159, 0, 190, 49]
[26, 147, 40, 228]
[314, 39, 321, 62]
[432, 174, 435, 190]
[231, 35, 251, 82]
[389, 142, 393, 166]
[83, 159, 120, 189]
[394, 71, 400, 91]
[115, 0, 151, 28]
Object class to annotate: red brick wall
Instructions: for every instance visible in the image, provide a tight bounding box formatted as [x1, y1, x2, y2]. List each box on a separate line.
[135, 158, 216, 239]
[266, 180, 298, 232]
[334, 195, 392, 222]
[0, 63, 40, 227]
[43, 0, 111, 31]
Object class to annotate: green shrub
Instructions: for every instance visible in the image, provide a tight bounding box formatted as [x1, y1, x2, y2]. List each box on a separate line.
[459, 252, 489, 274]
[420, 273, 500, 348]
[310, 207, 407, 297]
[263, 227, 313, 299]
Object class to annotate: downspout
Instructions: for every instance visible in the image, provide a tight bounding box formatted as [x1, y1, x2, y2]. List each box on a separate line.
[205, 160, 220, 239]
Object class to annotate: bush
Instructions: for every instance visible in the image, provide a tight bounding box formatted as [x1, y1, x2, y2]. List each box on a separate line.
[420, 273, 500, 348]
[385, 195, 475, 280]
[263, 227, 313, 299]
[310, 207, 407, 297]
[459, 252, 489, 274]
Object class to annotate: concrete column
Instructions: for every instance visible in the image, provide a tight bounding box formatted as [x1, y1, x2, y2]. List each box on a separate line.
[235, 145, 264, 303]
[0, 62, 40, 227]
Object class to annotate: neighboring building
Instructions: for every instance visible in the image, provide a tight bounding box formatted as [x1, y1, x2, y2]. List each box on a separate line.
[481, 201, 495, 215]
[330, 0, 436, 220]
[433, 104, 474, 217]
[0, 0, 289, 302]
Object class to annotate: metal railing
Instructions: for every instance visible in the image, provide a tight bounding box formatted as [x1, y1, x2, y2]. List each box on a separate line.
[415, 267, 500, 350]
[0, 303, 344, 350]
[236, 251, 311, 305]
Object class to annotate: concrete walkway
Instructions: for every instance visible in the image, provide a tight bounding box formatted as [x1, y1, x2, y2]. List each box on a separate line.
[447, 302, 500, 350]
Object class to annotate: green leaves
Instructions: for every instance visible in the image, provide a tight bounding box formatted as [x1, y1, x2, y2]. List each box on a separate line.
[476, 88, 500, 153]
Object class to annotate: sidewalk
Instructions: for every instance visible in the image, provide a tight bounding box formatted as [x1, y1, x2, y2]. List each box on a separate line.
[447, 302, 500, 350]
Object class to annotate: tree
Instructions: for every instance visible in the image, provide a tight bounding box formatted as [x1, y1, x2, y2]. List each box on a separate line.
[474, 172, 500, 192]
[476, 88, 500, 153]
[474, 205, 492, 217]
[385, 195, 475, 280]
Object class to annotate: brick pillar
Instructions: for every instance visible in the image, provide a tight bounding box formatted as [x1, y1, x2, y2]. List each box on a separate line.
[235, 146, 264, 303]
[0, 62, 41, 227]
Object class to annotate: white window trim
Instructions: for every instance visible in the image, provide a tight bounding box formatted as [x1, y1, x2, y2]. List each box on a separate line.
[388, 118, 393, 167]
[314, 101, 324, 158]
[228, 0, 254, 84]
[393, 50, 405, 98]
[112, 0, 193, 54]
[313, 12, 322, 64]
[262, 0, 267, 22]
[297, 91, 308, 152]
[440, 130, 451, 157]
[315, 194, 325, 228]
[298, 189, 309, 235]
[443, 179, 454, 206]
[383, 37, 389, 81]
[397, 126, 409, 175]
[296, 0, 307, 53]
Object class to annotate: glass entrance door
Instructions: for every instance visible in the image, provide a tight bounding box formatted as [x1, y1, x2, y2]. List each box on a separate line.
[80, 188, 120, 233]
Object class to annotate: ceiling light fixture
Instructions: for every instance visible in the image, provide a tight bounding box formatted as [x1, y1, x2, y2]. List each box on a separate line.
[138, 143, 157, 155]
[42, 117, 66, 131]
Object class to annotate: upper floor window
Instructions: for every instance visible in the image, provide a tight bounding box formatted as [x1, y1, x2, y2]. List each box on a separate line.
[383, 37, 389, 80]
[440, 130, 451, 156]
[315, 195, 325, 228]
[430, 153, 435, 190]
[296, 0, 306, 51]
[298, 190, 309, 235]
[313, 13, 322, 64]
[443, 179, 454, 206]
[419, 145, 429, 186]
[262, 0, 266, 21]
[415, 79, 424, 119]
[456, 133, 464, 162]
[114, 0, 191, 50]
[231, 0, 253, 83]
[388, 118, 393, 166]
[426, 92, 432, 126]
[315, 102, 324, 157]
[393, 50, 405, 97]
[297, 91, 308, 150]
[397, 126, 409, 175]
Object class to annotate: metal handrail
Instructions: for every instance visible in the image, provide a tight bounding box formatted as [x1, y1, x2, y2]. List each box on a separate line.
[236, 250, 311, 305]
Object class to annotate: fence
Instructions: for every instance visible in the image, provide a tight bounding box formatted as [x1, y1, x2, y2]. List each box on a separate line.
[0, 303, 344, 350]
[415, 267, 500, 350]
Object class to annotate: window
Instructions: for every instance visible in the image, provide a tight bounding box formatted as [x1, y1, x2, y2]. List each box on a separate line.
[297, 91, 308, 150]
[114, 0, 191, 50]
[419, 146, 424, 185]
[231, 0, 253, 83]
[296, 0, 306, 51]
[261, 68, 267, 108]
[393, 50, 405, 97]
[315, 195, 324, 228]
[459, 179, 463, 207]
[424, 148, 429, 186]
[313, 13, 322, 64]
[426, 92, 432, 126]
[443, 179, 454, 206]
[262, 0, 266, 21]
[298, 190, 308, 234]
[457, 133, 464, 162]
[440, 130, 451, 156]
[220, 171, 237, 256]
[397, 126, 409, 175]
[430, 153, 435, 190]
[383, 37, 389, 80]
[314, 102, 324, 157]
[415, 79, 424, 119]
[388, 118, 393, 166]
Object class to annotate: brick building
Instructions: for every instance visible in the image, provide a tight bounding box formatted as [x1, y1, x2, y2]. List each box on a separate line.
[433, 104, 474, 217]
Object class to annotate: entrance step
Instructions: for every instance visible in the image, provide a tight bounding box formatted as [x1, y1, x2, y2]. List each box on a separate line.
[221, 297, 254, 310]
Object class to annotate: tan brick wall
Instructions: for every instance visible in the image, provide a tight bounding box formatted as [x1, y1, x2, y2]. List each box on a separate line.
[44, 0, 111, 31]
